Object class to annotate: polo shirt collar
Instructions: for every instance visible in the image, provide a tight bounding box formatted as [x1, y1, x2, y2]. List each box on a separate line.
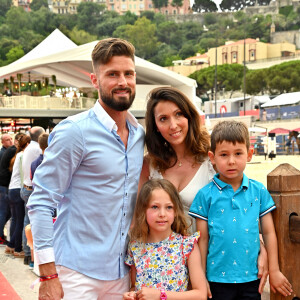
[93, 100, 139, 132]
[212, 173, 249, 190]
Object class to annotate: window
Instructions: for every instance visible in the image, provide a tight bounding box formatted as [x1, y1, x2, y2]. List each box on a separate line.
[149, 3, 152, 7]
[122, 4, 126, 9]
[250, 49, 256, 61]
[139, 3, 144, 8]
[222, 53, 228, 64]
[231, 52, 237, 63]
[173, 9, 176, 14]
[165, 9, 168, 14]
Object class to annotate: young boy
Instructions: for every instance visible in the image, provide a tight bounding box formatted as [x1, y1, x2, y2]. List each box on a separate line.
[189, 120, 292, 300]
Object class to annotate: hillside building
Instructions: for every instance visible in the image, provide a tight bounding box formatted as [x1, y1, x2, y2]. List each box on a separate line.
[51, 0, 190, 15]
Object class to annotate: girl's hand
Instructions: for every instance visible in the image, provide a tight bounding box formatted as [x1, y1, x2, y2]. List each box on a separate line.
[123, 291, 136, 300]
[206, 280, 212, 299]
[269, 270, 293, 297]
[136, 287, 160, 300]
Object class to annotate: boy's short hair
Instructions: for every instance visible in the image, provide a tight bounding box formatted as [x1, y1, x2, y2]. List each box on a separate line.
[210, 120, 250, 153]
[38, 133, 49, 151]
[91, 38, 135, 72]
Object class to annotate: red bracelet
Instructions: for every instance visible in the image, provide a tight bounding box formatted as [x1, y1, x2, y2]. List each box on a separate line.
[39, 273, 58, 282]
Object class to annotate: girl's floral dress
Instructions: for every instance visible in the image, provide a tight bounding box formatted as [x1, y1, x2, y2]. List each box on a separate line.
[125, 231, 200, 291]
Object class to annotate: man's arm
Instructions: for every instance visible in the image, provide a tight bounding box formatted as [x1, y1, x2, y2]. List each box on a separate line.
[260, 213, 292, 297]
[38, 263, 64, 300]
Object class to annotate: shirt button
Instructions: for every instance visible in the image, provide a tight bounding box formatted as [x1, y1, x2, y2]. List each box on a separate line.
[124, 213, 126, 216]
[120, 253, 123, 256]
[122, 233, 124, 236]
[125, 193, 128, 196]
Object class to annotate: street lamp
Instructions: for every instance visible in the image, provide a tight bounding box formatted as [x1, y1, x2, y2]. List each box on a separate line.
[214, 41, 218, 118]
[243, 37, 246, 116]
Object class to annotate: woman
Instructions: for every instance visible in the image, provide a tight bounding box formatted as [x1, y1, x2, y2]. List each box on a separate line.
[5, 134, 31, 257]
[140, 86, 214, 232]
[139, 86, 269, 293]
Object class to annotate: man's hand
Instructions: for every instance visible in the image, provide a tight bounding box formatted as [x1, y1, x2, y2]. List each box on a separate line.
[39, 278, 64, 300]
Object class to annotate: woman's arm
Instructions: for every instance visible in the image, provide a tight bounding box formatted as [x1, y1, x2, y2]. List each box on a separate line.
[136, 244, 207, 300]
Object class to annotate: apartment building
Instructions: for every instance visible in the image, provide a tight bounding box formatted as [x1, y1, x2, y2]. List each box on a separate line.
[51, 0, 190, 15]
[169, 38, 297, 76]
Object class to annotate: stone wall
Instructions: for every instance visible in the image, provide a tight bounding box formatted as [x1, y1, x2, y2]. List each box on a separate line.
[271, 31, 300, 49]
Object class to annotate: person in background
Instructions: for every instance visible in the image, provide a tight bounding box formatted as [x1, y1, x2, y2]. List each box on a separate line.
[30, 133, 49, 181]
[27, 38, 144, 300]
[189, 120, 293, 299]
[20, 126, 45, 265]
[5, 134, 31, 257]
[0, 134, 13, 162]
[0, 133, 22, 245]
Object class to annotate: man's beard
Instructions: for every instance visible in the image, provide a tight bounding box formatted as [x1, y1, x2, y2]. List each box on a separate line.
[100, 87, 135, 112]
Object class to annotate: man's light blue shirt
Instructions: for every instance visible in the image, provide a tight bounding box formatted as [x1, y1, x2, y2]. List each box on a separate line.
[189, 173, 276, 283]
[27, 101, 145, 280]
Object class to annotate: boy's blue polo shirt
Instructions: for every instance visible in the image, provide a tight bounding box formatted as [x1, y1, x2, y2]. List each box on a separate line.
[189, 173, 276, 283]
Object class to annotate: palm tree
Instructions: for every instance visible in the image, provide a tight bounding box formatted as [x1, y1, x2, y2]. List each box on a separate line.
[3, 79, 9, 90]
[45, 77, 49, 94]
[51, 75, 57, 92]
[10, 76, 14, 93]
[17, 73, 22, 95]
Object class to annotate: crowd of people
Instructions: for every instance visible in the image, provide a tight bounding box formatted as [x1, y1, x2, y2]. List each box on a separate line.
[0, 128, 49, 270]
[1, 37, 293, 300]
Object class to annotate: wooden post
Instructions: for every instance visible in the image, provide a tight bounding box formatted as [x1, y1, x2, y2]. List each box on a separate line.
[267, 163, 300, 300]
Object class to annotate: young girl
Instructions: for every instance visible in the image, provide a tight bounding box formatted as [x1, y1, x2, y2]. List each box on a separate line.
[123, 179, 207, 300]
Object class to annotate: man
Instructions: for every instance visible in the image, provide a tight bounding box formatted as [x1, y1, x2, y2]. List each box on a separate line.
[21, 126, 45, 264]
[0, 134, 13, 162]
[28, 38, 145, 300]
[0, 134, 20, 245]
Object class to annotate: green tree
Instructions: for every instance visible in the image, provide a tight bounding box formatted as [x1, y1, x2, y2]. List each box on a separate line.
[157, 21, 178, 44]
[121, 11, 138, 25]
[30, 0, 48, 11]
[152, 0, 169, 11]
[17, 73, 23, 95]
[6, 7, 32, 39]
[171, 0, 183, 13]
[193, 0, 217, 12]
[0, 38, 18, 64]
[246, 69, 267, 95]
[190, 64, 244, 96]
[69, 27, 97, 45]
[0, 0, 12, 19]
[77, 2, 105, 35]
[31, 7, 56, 36]
[116, 17, 158, 59]
[6, 45, 24, 64]
[96, 12, 124, 38]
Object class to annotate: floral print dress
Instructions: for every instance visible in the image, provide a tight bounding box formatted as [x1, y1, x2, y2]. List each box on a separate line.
[125, 231, 200, 291]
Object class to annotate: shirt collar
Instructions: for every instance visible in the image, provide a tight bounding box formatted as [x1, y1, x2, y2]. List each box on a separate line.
[93, 100, 139, 132]
[212, 173, 249, 191]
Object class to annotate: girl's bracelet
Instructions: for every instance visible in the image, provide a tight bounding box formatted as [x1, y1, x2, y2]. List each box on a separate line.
[39, 273, 58, 282]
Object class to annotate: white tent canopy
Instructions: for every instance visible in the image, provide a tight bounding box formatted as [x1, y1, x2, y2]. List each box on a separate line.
[0, 29, 197, 101]
[261, 92, 300, 108]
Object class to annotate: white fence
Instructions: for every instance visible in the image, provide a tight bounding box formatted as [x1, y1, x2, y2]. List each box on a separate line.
[0, 95, 96, 110]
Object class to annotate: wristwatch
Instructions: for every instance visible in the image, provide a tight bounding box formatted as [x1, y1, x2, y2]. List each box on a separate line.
[160, 288, 167, 300]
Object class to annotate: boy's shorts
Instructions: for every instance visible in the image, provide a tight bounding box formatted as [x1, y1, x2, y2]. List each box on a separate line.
[209, 279, 261, 300]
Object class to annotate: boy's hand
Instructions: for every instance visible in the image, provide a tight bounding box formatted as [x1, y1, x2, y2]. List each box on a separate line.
[269, 270, 293, 297]
[206, 280, 212, 299]
[123, 291, 136, 300]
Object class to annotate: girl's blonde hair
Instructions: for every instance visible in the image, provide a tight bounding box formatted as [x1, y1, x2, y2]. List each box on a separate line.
[131, 179, 189, 243]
